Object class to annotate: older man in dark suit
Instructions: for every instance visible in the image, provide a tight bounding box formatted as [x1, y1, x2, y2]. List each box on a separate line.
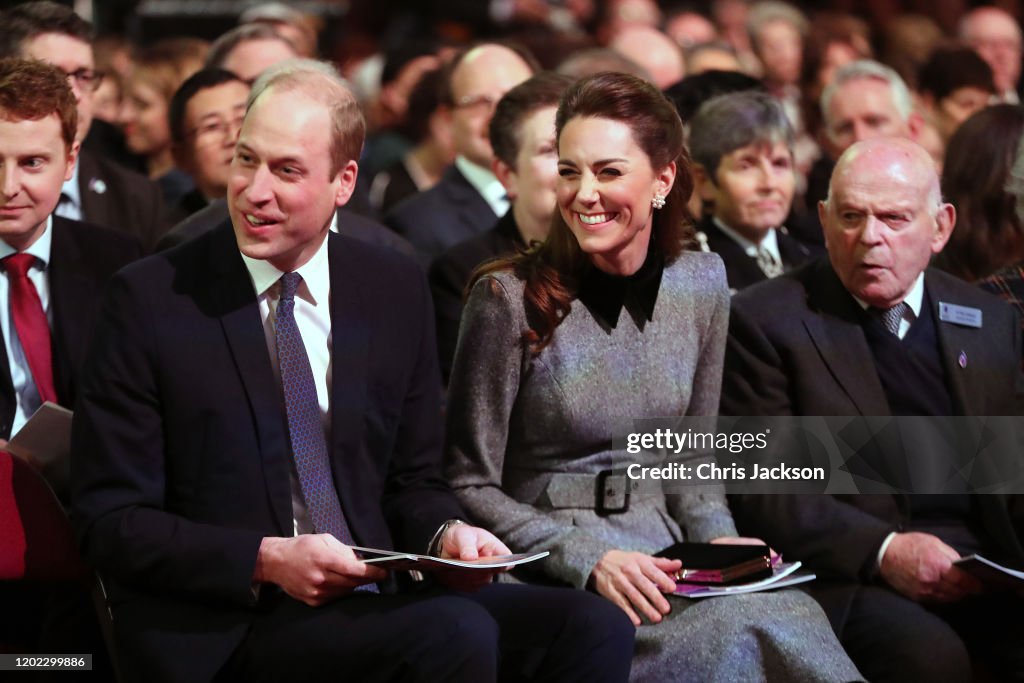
[723, 137, 1024, 682]
[72, 59, 633, 683]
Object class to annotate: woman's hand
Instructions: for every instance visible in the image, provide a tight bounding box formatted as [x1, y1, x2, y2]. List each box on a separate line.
[589, 550, 682, 626]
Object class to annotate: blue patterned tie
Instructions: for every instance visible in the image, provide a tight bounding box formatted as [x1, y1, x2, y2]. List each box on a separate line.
[276, 273, 375, 593]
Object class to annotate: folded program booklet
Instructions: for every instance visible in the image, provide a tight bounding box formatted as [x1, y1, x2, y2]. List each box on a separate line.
[353, 546, 549, 572]
[953, 554, 1024, 588]
[655, 542, 774, 584]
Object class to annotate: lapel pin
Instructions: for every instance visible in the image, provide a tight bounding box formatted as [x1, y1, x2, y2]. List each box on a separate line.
[958, 351, 967, 368]
[89, 178, 107, 195]
[938, 302, 982, 328]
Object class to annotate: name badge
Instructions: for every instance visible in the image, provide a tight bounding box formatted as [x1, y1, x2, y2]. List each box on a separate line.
[938, 302, 983, 328]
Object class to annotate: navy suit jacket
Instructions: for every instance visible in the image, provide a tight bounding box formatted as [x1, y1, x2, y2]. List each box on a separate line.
[722, 258, 1024, 622]
[696, 215, 821, 292]
[76, 150, 166, 252]
[385, 164, 498, 266]
[71, 223, 462, 682]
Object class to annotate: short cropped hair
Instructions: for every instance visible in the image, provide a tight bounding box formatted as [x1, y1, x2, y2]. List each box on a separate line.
[0, 57, 77, 149]
[489, 72, 572, 168]
[168, 68, 246, 146]
[821, 60, 913, 125]
[688, 90, 794, 178]
[249, 58, 364, 176]
[746, 1, 808, 48]
[0, 1, 94, 57]
[205, 24, 295, 70]
[918, 46, 996, 102]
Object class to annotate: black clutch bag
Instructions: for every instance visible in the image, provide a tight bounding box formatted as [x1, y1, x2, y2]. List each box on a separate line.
[655, 542, 773, 585]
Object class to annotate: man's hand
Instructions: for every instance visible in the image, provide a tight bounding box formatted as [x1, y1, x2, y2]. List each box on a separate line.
[435, 523, 511, 592]
[253, 534, 387, 606]
[589, 550, 682, 626]
[880, 532, 983, 602]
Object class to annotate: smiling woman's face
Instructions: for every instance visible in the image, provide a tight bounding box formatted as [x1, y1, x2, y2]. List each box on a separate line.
[556, 116, 674, 275]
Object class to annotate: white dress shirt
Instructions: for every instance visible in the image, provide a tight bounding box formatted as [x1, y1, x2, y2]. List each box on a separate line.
[241, 229, 333, 536]
[0, 218, 54, 436]
[455, 155, 509, 218]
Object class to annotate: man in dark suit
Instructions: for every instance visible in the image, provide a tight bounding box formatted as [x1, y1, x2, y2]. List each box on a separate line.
[386, 43, 535, 266]
[429, 72, 570, 382]
[0, 57, 139, 681]
[72, 59, 633, 683]
[689, 90, 818, 293]
[0, 1, 166, 251]
[722, 137, 1024, 682]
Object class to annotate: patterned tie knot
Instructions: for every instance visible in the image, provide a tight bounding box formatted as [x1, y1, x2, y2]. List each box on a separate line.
[876, 301, 909, 336]
[280, 271, 302, 301]
[756, 246, 783, 278]
[4, 253, 35, 279]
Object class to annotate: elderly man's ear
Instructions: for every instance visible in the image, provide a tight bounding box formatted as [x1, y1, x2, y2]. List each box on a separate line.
[931, 202, 956, 253]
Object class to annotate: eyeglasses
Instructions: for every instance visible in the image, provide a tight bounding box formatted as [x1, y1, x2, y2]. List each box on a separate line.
[454, 93, 500, 113]
[61, 68, 105, 93]
[187, 115, 245, 145]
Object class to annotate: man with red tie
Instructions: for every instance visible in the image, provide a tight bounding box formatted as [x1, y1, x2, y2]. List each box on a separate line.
[0, 58, 139, 460]
[0, 56, 139, 676]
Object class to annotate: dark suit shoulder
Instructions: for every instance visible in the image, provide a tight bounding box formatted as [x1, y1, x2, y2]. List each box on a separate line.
[336, 209, 416, 259]
[52, 215, 144, 268]
[730, 257, 824, 320]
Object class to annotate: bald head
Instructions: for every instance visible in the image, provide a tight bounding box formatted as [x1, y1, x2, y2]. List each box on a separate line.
[959, 7, 1023, 95]
[822, 138, 954, 308]
[610, 26, 686, 89]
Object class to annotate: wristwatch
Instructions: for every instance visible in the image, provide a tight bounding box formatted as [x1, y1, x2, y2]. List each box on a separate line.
[427, 518, 467, 556]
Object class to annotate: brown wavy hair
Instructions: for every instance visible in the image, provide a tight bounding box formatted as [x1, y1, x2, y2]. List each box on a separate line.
[470, 71, 695, 353]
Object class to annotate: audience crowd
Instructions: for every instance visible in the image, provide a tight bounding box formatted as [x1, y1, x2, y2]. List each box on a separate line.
[2, 1, 1024, 681]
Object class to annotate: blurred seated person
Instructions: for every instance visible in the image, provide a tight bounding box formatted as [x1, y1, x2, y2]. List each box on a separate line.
[684, 42, 742, 75]
[917, 46, 997, 159]
[204, 23, 297, 85]
[556, 47, 649, 81]
[958, 6, 1023, 104]
[368, 67, 453, 215]
[165, 68, 248, 225]
[238, 2, 320, 58]
[430, 72, 570, 383]
[690, 90, 818, 292]
[609, 26, 686, 89]
[935, 104, 1024, 283]
[121, 37, 207, 208]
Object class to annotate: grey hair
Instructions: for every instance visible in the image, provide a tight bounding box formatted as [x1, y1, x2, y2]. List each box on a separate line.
[688, 90, 794, 178]
[746, 1, 809, 47]
[205, 23, 296, 70]
[820, 59, 913, 128]
[248, 58, 365, 174]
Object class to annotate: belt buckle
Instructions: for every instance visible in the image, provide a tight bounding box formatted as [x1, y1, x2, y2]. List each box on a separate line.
[595, 469, 630, 515]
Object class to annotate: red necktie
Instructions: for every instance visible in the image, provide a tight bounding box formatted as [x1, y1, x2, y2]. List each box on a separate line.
[4, 253, 56, 404]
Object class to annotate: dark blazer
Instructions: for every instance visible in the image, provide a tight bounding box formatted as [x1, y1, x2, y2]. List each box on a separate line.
[385, 164, 498, 266]
[696, 215, 821, 292]
[428, 210, 522, 383]
[71, 223, 463, 683]
[156, 199, 416, 259]
[0, 216, 141, 441]
[76, 150, 166, 252]
[721, 258, 1024, 619]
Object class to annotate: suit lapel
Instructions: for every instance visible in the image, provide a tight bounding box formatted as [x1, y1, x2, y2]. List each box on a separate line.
[327, 234, 370, 535]
[444, 167, 498, 244]
[75, 152, 109, 228]
[926, 272, 982, 416]
[804, 263, 891, 416]
[207, 224, 293, 534]
[48, 217, 95, 404]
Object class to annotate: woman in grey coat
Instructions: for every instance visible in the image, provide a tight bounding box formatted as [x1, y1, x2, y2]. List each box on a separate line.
[444, 73, 861, 683]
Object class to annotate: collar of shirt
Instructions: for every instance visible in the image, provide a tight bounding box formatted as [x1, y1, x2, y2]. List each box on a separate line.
[239, 228, 331, 305]
[577, 247, 665, 329]
[0, 215, 53, 267]
[59, 162, 82, 214]
[850, 271, 924, 339]
[455, 155, 508, 218]
[712, 216, 781, 263]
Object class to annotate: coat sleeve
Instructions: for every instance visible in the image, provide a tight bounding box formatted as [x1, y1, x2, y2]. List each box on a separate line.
[444, 275, 618, 588]
[70, 271, 264, 606]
